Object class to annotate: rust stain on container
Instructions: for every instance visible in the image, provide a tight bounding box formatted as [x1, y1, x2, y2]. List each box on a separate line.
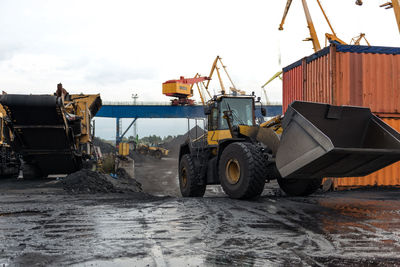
[282, 44, 400, 114]
[282, 63, 303, 113]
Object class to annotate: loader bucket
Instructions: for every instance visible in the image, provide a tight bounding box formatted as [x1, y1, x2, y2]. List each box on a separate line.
[276, 101, 400, 179]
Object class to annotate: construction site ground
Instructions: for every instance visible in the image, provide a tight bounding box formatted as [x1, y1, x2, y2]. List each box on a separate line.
[1, 157, 400, 266]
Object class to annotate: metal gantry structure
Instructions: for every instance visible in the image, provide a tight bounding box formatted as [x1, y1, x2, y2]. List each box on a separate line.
[95, 103, 283, 146]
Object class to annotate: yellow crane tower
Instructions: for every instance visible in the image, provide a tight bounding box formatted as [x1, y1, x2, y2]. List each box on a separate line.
[279, 0, 347, 52]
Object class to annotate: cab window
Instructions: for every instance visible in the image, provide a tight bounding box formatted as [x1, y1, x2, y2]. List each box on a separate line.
[208, 107, 218, 131]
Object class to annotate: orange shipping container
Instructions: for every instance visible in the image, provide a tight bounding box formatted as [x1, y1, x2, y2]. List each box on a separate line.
[282, 44, 400, 115]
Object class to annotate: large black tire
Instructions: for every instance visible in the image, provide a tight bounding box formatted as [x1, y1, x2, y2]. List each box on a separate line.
[22, 164, 43, 180]
[277, 177, 323, 196]
[179, 154, 206, 197]
[154, 150, 162, 160]
[219, 142, 266, 199]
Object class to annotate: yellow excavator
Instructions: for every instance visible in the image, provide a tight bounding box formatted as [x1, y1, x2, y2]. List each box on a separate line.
[178, 58, 400, 199]
[0, 83, 102, 179]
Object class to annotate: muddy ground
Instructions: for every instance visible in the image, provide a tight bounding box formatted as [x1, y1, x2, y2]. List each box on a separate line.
[1, 157, 400, 266]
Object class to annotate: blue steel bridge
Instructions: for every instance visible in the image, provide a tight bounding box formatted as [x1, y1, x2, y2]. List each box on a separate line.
[95, 101, 282, 144]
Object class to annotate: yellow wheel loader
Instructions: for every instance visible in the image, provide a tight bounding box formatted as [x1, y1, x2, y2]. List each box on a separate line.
[136, 143, 169, 159]
[178, 95, 400, 199]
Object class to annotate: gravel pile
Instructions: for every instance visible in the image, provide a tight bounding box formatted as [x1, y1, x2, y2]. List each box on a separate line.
[62, 169, 142, 194]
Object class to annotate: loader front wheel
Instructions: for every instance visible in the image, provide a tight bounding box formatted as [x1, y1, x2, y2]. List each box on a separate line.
[179, 154, 206, 197]
[219, 142, 265, 199]
[277, 177, 322, 196]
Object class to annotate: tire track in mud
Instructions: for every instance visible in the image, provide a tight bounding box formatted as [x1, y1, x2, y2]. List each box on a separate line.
[2, 178, 400, 266]
[193, 198, 330, 265]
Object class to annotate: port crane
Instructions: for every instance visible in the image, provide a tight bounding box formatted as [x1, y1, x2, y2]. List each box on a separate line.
[163, 56, 245, 106]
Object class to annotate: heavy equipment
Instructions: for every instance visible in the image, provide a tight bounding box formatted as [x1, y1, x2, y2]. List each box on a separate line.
[0, 105, 21, 178]
[162, 75, 210, 106]
[350, 33, 371, 46]
[163, 56, 245, 106]
[0, 83, 102, 179]
[137, 143, 169, 159]
[178, 96, 400, 199]
[279, 0, 357, 52]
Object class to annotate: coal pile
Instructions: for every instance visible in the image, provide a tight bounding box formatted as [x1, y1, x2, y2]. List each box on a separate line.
[165, 125, 205, 155]
[62, 169, 142, 194]
[129, 151, 147, 163]
[93, 137, 116, 154]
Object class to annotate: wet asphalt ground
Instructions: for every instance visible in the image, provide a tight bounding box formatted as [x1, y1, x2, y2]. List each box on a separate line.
[1, 157, 400, 266]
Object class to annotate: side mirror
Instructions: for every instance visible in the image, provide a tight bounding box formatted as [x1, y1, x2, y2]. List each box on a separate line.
[204, 106, 212, 115]
[261, 108, 267, 116]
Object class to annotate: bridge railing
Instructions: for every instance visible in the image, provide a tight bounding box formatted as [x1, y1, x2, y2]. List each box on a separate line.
[102, 100, 283, 106]
[102, 101, 172, 106]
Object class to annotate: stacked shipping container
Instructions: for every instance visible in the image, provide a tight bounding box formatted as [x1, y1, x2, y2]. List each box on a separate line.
[282, 44, 400, 188]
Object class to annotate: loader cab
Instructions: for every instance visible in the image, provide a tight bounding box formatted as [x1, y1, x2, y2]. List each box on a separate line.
[206, 96, 255, 145]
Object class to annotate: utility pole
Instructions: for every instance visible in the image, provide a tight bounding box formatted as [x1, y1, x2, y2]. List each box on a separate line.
[132, 93, 139, 140]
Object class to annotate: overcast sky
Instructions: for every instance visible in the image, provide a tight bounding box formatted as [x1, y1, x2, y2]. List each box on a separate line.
[0, 0, 399, 140]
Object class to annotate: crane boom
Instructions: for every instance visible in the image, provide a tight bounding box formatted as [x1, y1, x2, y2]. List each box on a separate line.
[205, 56, 240, 95]
[279, 0, 350, 52]
[301, 0, 322, 51]
[279, 0, 293, 30]
[380, 0, 400, 33]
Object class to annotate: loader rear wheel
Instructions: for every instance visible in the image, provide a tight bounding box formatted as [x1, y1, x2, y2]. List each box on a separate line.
[22, 164, 43, 180]
[219, 142, 265, 199]
[179, 154, 206, 197]
[277, 177, 322, 196]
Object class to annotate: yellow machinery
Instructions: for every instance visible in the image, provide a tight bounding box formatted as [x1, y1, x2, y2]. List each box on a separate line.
[279, 0, 351, 52]
[164, 56, 245, 106]
[350, 33, 371, 45]
[0, 104, 20, 178]
[162, 76, 210, 106]
[178, 95, 400, 199]
[261, 71, 282, 105]
[204, 56, 246, 97]
[175, 58, 400, 199]
[118, 142, 130, 156]
[0, 83, 102, 179]
[137, 143, 169, 159]
[265, 0, 371, 103]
